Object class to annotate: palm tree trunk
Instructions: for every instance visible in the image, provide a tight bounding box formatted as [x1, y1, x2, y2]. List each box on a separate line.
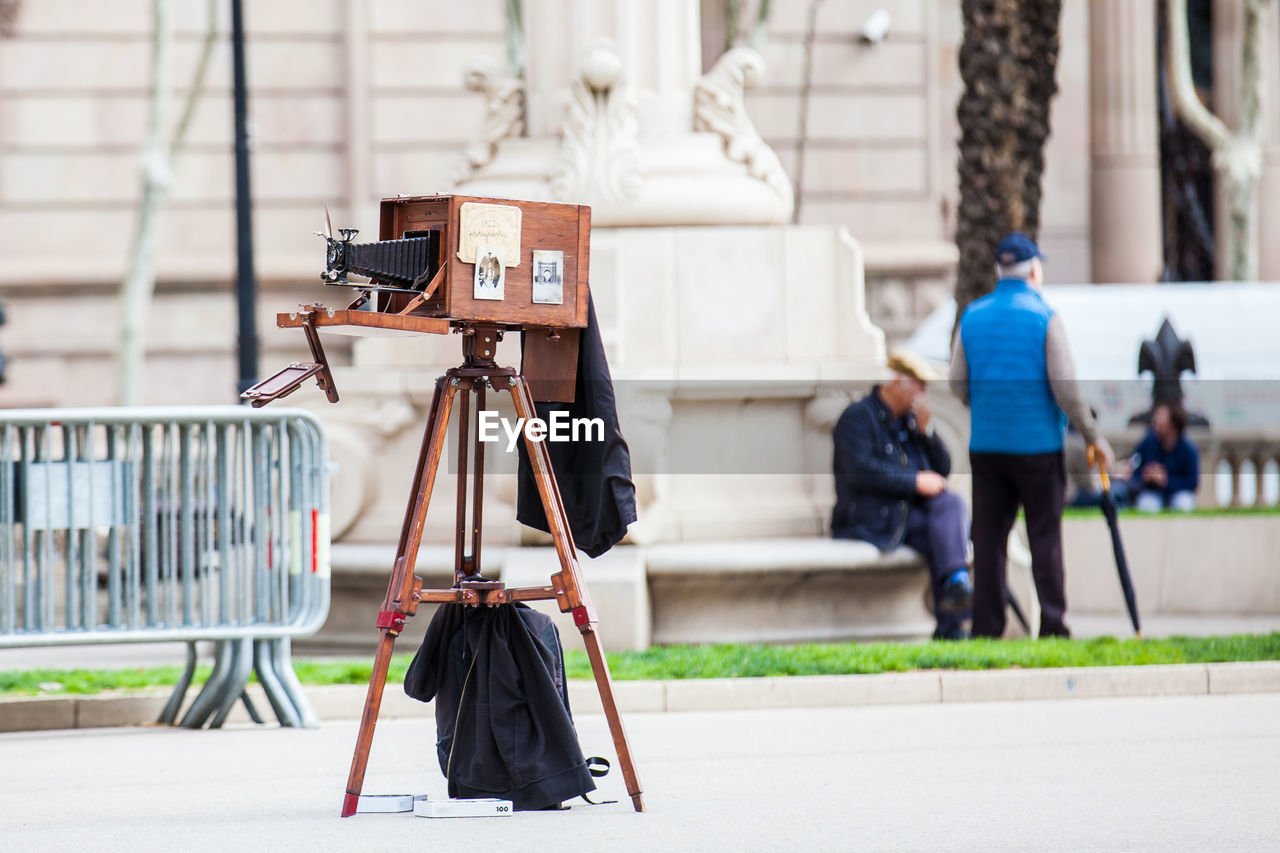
[954, 0, 1063, 324]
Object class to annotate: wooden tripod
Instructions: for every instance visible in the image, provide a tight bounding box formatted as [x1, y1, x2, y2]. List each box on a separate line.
[340, 324, 645, 816]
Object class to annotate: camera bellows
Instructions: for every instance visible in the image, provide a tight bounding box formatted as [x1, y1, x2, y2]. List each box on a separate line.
[344, 232, 440, 291]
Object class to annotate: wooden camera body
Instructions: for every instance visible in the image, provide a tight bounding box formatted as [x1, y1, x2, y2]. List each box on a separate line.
[322, 194, 591, 332]
[247, 194, 591, 408]
[376, 194, 589, 330]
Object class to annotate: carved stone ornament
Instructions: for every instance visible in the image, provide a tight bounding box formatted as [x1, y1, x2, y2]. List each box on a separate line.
[450, 56, 526, 188]
[550, 42, 646, 205]
[693, 47, 795, 212]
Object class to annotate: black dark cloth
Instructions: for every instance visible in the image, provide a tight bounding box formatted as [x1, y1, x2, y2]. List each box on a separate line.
[517, 296, 637, 558]
[969, 451, 1068, 638]
[831, 387, 951, 551]
[403, 603, 596, 809]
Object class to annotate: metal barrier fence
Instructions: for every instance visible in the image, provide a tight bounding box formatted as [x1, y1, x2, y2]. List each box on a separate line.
[0, 407, 330, 728]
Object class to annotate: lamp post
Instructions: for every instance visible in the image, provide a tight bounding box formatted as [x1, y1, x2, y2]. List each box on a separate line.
[231, 0, 258, 397]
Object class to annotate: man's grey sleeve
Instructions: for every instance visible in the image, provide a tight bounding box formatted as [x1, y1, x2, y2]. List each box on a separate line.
[1045, 315, 1099, 445]
[948, 332, 970, 405]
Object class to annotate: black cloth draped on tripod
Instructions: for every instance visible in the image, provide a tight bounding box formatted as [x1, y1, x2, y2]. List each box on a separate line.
[404, 602, 597, 810]
[517, 295, 637, 558]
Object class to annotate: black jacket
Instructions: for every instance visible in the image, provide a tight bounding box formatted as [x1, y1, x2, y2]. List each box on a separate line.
[831, 387, 950, 550]
[403, 603, 596, 810]
[517, 296, 637, 558]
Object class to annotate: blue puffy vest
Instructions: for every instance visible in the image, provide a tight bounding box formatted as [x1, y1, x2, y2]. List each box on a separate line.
[959, 279, 1066, 454]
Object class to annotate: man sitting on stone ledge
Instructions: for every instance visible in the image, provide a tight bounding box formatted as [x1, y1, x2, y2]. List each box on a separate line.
[831, 350, 973, 640]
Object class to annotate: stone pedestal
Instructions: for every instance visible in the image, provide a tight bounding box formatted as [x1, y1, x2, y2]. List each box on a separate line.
[300, 0, 897, 650]
[523, 0, 701, 139]
[315, 224, 887, 548]
[453, 0, 793, 225]
[1089, 0, 1163, 283]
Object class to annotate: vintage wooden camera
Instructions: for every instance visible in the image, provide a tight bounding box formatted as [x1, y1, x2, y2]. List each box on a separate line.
[244, 196, 647, 815]
[244, 194, 590, 406]
[318, 194, 589, 329]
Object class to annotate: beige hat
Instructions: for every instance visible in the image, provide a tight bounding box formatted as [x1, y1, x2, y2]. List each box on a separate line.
[886, 348, 938, 382]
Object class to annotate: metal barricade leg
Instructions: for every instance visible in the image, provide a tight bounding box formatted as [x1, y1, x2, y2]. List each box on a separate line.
[158, 641, 199, 724]
[208, 636, 255, 728]
[240, 689, 264, 724]
[270, 637, 318, 728]
[180, 639, 235, 728]
[252, 637, 302, 728]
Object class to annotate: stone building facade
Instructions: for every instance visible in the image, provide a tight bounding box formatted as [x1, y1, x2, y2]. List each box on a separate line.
[0, 0, 1277, 399]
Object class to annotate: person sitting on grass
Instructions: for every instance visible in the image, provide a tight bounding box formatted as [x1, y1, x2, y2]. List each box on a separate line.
[1127, 399, 1199, 512]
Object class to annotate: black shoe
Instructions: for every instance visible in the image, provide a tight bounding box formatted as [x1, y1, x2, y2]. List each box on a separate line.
[932, 624, 970, 641]
[937, 571, 973, 615]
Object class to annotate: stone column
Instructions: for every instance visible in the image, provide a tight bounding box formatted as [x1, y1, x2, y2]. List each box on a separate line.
[1088, 0, 1164, 283]
[523, 0, 702, 138]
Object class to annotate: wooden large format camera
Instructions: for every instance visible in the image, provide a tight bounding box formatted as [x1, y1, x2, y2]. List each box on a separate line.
[246, 194, 590, 406]
[317, 194, 590, 332]
[248, 195, 647, 813]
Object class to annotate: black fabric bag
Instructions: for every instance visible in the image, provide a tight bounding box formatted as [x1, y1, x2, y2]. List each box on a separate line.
[404, 603, 596, 810]
[517, 295, 637, 558]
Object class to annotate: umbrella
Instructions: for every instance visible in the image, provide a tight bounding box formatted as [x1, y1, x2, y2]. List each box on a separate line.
[1005, 585, 1031, 635]
[1088, 446, 1142, 637]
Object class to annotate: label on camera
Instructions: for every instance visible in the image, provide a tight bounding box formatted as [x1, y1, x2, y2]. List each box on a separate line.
[457, 203, 521, 266]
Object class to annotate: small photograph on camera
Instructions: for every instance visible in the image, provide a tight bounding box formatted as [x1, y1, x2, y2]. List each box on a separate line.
[474, 246, 506, 301]
[532, 250, 564, 305]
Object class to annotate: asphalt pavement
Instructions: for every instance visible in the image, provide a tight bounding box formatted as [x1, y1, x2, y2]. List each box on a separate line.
[2, 693, 1277, 852]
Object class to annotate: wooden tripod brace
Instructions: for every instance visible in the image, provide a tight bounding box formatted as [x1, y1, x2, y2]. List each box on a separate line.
[340, 325, 645, 816]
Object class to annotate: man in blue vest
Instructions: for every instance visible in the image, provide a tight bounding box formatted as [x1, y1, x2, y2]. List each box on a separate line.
[949, 233, 1113, 638]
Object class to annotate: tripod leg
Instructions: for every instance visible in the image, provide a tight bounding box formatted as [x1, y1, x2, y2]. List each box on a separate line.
[580, 625, 646, 811]
[341, 376, 456, 817]
[342, 631, 398, 817]
[453, 381, 472, 580]
[507, 376, 645, 812]
[470, 383, 486, 575]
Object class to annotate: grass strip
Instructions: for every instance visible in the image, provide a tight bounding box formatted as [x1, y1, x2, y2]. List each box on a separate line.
[2, 633, 1278, 698]
[0, 664, 214, 698]
[563, 633, 1280, 680]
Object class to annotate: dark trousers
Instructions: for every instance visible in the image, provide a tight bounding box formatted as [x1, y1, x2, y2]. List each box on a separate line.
[903, 491, 971, 637]
[970, 451, 1068, 638]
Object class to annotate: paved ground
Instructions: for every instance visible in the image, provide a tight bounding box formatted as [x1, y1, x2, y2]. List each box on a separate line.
[1, 693, 1277, 852]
